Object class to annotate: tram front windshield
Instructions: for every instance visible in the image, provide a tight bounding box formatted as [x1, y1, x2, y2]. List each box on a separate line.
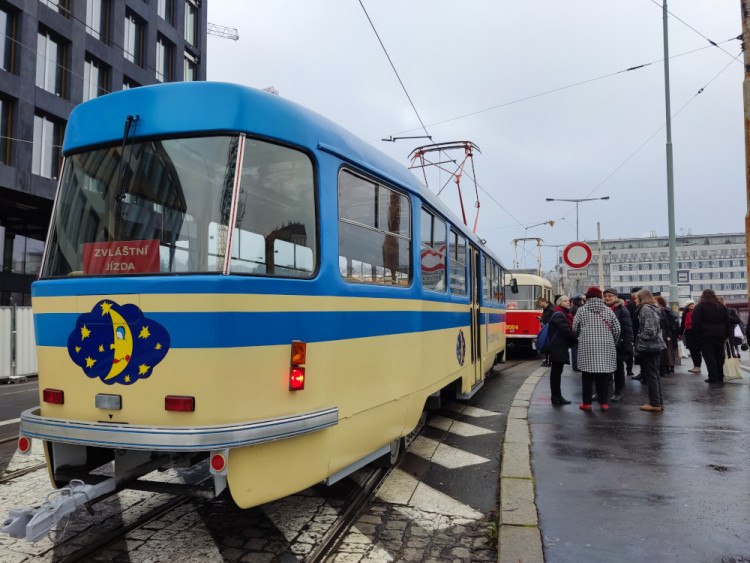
[506, 285, 544, 311]
[41, 135, 317, 278]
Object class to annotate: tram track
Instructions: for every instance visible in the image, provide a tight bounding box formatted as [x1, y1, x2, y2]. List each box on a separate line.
[62, 492, 196, 563]
[0, 461, 47, 484]
[2, 363, 528, 560]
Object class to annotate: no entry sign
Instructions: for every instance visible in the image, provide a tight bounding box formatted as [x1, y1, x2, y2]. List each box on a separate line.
[563, 242, 592, 268]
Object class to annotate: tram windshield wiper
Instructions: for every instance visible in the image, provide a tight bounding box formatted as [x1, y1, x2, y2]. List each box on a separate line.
[113, 114, 139, 240]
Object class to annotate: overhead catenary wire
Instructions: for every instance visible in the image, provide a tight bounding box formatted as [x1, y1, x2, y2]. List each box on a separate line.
[647, 0, 740, 62]
[383, 36, 738, 138]
[358, 0, 430, 140]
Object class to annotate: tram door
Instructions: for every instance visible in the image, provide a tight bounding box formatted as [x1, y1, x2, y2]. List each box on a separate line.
[469, 246, 482, 383]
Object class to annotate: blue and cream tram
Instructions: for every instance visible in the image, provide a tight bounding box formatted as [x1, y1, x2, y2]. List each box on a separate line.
[17, 82, 509, 511]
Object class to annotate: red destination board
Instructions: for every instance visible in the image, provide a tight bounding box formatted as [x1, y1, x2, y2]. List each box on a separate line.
[82, 240, 160, 274]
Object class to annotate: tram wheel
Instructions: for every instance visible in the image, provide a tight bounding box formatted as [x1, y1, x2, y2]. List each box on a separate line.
[375, 438, 403, 467]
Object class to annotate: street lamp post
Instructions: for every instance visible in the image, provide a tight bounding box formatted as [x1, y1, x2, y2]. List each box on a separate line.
[545, 197, 610, 241]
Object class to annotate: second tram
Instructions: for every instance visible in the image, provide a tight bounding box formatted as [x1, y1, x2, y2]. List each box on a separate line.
[504, 273, 552, 354]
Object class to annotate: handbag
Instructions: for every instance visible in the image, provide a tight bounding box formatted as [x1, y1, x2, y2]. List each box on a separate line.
[723, 340, 743, 381]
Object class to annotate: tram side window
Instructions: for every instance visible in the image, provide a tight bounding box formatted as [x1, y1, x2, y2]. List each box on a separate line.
[449, 229, 467, 296]
[420, 208, 446, 293]
[338, 170, 411, 285]
[230, 139, 317, 277]
[482, 257, 492, 302]
[494, 264, 505, 303]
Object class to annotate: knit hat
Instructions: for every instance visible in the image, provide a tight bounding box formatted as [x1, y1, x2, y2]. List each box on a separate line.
[603, 287, 617, 296]
[585, 286, 603, 299]
[685, 300, 695, 307]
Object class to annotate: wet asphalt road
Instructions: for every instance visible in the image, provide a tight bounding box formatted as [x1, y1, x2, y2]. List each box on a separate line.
[529, 363, 750, 562]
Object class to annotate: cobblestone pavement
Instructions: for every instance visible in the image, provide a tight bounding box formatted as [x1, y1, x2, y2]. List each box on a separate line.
[328, 500, 496, 563]
[0, 364, 529, 562]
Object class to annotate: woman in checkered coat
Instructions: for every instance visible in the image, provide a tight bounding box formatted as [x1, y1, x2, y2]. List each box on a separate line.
[572, 286, 621, 411]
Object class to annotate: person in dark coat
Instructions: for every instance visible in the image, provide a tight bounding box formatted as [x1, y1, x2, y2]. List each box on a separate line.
[603, 288, 633, 402]
[626, 287, 641, 376]
[719, 296, 744, 348]
[655, 296, 678, 376]
[692, 289, 731, 384]
[634, 289, 667, 411]
[679, 300, 702, 373]
[547, 295, 578, 405]
[538, 296, 555, 366]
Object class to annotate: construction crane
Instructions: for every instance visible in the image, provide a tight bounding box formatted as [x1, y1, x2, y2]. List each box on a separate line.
[207, 23, 239, 41]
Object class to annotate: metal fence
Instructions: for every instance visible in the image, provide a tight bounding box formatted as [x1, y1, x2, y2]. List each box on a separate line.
[0, 306, 38, 380]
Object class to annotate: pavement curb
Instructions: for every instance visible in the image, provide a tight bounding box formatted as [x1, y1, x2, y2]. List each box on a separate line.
[497, 366, 546, 563]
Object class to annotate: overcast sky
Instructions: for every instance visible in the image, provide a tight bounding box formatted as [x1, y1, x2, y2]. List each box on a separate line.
[207, 1, 744, 272]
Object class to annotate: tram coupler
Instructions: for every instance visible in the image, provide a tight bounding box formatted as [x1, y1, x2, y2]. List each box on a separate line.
[0, 479, 110, 542]
[1, 453, 173, 543]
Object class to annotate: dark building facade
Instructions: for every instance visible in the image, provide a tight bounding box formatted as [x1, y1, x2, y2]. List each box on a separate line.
[0, 0, 207, 305]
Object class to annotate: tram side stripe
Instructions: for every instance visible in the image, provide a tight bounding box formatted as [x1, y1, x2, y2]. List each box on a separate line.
[33, 310, 507, 348]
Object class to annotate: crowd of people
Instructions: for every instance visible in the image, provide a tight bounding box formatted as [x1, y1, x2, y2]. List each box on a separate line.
[538, 286, 743, 413]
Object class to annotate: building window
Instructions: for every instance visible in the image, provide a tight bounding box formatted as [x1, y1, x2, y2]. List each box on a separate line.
[39, 0, 70, 17]
[124, 11, 144, 66]
[185, 0, 198, 46]
[184, 51, 197, 81]
[155, 35, 173, 82]
[1, 6, 17, 73]
[86, 0, 110, 43]
[0, 95, 12, 165]
[36, 28, 68, 97]
[32, 113, 63, 179]
[122, 76, 140, 90]
[158, 0, 173, 24]
[83, 56, 109, 101]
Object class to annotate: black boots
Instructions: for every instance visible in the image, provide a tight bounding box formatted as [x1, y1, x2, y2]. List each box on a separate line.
[551, 396, 571, 405]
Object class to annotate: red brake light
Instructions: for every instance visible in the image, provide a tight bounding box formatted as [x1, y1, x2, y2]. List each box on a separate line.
[43, 389, 64, 404]
[165, 396, 195, 412]
[289, 367, 305, 391]
[18, 436, 31, 453]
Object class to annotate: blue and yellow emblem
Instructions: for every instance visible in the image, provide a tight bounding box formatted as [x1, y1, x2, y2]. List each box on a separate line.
[67, 300, 170, 385]
[456, 329, 466, 366]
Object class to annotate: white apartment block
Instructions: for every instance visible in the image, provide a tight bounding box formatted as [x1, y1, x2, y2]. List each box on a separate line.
[555, 232, 747, 305]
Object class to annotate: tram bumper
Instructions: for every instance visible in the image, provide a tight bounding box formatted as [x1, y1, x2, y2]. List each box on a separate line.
[18, 405, 339, 451]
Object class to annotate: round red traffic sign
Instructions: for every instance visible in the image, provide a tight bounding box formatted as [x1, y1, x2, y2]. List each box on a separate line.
[563, 242, 592, 268]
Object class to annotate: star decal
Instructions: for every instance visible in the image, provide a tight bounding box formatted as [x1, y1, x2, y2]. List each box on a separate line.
[139, 326, 150, 339]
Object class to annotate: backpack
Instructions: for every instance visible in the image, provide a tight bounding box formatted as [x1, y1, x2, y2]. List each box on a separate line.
[536, 313, 560, 354]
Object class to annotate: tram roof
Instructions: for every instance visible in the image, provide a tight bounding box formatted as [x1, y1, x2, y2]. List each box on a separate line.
[64, 81, 497, 261]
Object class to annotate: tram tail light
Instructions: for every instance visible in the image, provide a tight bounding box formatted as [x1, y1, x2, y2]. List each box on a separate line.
[43, 388, 64, 404]
[165, 395, 195, 412]
[289, 340, 306, 391]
